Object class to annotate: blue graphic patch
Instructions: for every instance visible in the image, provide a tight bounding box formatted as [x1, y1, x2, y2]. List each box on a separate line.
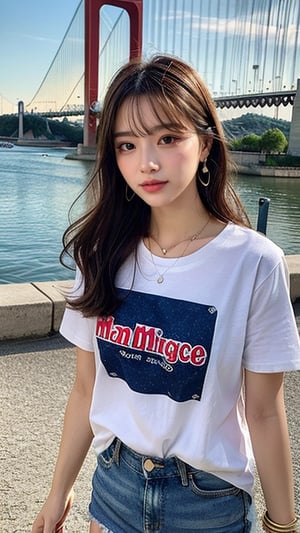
[96, 289, 217, 402]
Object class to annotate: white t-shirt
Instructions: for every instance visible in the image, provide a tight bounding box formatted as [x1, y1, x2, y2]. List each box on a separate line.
[60, 223, 300, 495]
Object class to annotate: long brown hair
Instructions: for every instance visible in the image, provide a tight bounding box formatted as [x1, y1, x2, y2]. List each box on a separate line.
[61, 55, 250, 317]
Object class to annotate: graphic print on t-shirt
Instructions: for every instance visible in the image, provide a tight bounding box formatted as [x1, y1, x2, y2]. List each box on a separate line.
[96, 289, 217, 402]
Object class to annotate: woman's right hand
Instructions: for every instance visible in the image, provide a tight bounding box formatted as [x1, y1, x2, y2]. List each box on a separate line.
[31, 489, 74, 533]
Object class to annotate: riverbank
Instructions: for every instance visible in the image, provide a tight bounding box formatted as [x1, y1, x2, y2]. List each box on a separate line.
[0, 136, 75, 148]
[231, 150, 300, 177]
[0, 255, 300, 341]
[238, 165, 300, 177]
[65, 143, 96, 160]
[15, 139, 74, 148]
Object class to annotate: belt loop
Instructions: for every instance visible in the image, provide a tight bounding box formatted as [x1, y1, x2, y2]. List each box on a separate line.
[112, 438, 122, 466]
[175, 457, 189, 487]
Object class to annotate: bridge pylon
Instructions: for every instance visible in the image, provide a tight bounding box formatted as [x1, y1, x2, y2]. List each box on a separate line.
[288, 79, 300, 156]
[84, 0, 143, 147]
[18, 101, 24, 140]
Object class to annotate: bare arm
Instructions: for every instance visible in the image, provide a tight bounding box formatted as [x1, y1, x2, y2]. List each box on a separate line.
[32, 347, 95, 533]
[245, 370, 296, 525]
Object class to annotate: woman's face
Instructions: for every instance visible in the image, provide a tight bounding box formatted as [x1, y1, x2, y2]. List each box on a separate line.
[113, 96, 211, 210]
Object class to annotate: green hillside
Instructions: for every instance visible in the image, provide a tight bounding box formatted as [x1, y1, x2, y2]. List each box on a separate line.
[222, 113, 290, 140]
[0, 114, 83, 144]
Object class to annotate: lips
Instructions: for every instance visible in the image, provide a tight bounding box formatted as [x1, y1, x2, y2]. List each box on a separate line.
[140, 180, 168, 193]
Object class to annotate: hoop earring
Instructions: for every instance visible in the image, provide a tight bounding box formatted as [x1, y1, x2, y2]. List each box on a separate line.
[198, 159, 210, 187]
[125, 184, 135, 202]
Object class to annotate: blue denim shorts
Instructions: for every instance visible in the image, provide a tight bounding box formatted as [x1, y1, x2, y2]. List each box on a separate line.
[89, 438, 254, 533]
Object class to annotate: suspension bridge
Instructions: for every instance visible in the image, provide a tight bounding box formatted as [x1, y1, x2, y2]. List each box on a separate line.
[8, 0, 300, 149]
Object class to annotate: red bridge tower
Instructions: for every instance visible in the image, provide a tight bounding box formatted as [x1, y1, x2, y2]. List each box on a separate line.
[84, 0, 143, 146]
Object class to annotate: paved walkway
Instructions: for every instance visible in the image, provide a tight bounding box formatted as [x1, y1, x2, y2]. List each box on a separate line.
[1, 303, 299, 533]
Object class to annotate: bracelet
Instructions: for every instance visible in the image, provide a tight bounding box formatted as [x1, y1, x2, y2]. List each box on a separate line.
[262, 511, 300, 532]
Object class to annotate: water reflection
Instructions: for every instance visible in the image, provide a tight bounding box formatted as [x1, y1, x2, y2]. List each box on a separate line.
[0, 146, 92, 284]
[235, 175, 300, 255]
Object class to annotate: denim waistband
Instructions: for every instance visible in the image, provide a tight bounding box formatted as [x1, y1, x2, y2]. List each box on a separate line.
[108, 438, 203, 486]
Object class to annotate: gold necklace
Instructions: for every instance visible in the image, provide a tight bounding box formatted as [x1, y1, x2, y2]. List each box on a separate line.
[150, 215, 211, 256]
[148, 237, 192, 284]
[148, 215, 211, 284]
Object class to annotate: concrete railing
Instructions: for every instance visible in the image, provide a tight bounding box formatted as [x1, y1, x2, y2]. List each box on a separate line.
[1, 255, 300, 342]
[0, 280, 73, 341]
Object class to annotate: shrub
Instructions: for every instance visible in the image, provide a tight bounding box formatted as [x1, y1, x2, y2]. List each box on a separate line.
[260, 128, 288, 153]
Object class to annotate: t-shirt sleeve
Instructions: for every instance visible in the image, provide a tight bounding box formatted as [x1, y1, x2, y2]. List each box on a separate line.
[243, 255, 300, 372]
[59, 269, 96, 352]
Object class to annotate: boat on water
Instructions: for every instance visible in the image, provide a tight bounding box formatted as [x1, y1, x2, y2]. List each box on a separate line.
[0, 142, 14, 149]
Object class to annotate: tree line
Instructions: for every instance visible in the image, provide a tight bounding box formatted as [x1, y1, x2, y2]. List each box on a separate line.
[230, 128, 288, 153]
[0, 115, 83, 145]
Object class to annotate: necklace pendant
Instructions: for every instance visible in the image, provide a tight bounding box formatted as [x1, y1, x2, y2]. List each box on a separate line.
[162, 248, 167, 255]
[157, 275, 164, 283]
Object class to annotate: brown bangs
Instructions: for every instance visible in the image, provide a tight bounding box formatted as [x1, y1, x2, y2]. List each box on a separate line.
[120, 93, 195, 137]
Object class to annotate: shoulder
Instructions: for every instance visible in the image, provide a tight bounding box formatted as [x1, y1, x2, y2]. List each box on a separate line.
[220, 224, 287, 289]
[225, 223, 284, 263]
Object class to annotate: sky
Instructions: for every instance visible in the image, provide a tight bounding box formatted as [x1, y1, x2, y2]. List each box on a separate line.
[0, 0, 80, 113]
[0, 0, 295, 121]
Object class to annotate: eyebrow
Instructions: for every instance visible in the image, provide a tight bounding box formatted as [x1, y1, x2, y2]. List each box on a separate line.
[113, 122, 183, 138]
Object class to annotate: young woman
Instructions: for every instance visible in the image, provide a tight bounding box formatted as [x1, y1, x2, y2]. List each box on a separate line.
[32, 55, 300, 533]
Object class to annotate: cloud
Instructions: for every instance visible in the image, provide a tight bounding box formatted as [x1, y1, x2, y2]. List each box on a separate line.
[159, 11, 292, 41]
[6, 31, 60, 44]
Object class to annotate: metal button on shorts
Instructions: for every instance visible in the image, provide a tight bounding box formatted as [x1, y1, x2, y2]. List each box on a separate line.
[144, 458, 155, 472]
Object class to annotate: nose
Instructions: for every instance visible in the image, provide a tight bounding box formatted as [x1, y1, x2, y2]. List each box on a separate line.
[140, 145, 160, 173]
[140, 160, 160, 173]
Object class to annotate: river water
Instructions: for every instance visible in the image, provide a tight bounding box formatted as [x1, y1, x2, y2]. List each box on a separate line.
[0, 146, 299, 284]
